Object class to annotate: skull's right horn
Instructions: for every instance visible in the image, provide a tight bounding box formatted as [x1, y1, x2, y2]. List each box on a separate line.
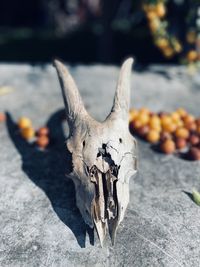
[106, 58, 133, 122]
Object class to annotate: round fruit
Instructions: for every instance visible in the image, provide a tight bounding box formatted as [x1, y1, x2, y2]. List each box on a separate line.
[183, 114, 195, 125]
[156, 38, 169, 49]
[161, 115, 172, 127]
[160, 139, 176, 154]
[36, 136, 49, 149]
[197, 126, 200, 134]
[149, 19, 159, 33]
[175, 127, 189, 139]
[139, 107, 150, 115]
[137, 125, 149, 137]
[196, 118, 200, 126]
[137, 113, 149, 126]
[146, 11, 157, 20]
[187, 50, 198, 62]
[187, 147, 200, 160]
[184, 121, 197, 131]
[171, 112, 180, 122]
[37, 127, 49, 136]
[0, 112, 6, 122]
[149, 115, 161, 128]
[186, 31, 196, 44]
[146, 130, 160, 143]
[176, 108, 187, 118]
[174, 41, 182, 53]
[160, 132, 172, 141]
[21, 127, 35, 140]
[133, 119, 143, 129]
[189, 134, 200, 146]
[175, 138, 187, 150]
[129, 109, 138, 121]
[156, 3, 166, 18]
[175, 120, 184, 128]
[18, 117, 32, 129]
[163, 47, 174, 58]
[162, 122, 176, 133]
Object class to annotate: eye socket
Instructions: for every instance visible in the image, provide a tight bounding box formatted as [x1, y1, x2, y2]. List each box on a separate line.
[83, 140, 86, 147]
[119, 138, 122, 143]
[97, 152, 101, 157]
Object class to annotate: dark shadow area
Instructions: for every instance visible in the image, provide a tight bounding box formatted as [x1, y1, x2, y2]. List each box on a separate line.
[6, 109, 94, 248]
[0, 0, 190, 65]
[182, 191, 193, 202]
[150, 144, 164, 155]
[177, 151, 188, 160]
[182, 190, 200, 207]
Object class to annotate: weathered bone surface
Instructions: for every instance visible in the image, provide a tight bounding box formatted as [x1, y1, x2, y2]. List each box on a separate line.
[53, 58, 137, 246]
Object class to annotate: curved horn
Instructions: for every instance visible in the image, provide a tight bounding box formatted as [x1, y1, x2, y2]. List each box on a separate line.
[106, 57, 133, 121]
[53, 59, 89, 127]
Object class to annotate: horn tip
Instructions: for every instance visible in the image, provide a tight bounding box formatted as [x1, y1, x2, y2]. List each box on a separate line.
[124, 57, 134, 66]
[53, 59, 70, 77]
[53, 58, 62, 68]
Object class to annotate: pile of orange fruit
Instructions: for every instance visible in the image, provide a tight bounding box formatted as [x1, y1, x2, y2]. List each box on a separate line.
[17, 117, 50, 149]
[129, 108, 200, 160]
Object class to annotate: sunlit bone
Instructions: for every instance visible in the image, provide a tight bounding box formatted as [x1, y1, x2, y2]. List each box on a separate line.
[53, 58, 137, 246]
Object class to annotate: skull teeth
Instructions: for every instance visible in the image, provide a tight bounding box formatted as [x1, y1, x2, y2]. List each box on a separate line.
[90, 162, 118, 246]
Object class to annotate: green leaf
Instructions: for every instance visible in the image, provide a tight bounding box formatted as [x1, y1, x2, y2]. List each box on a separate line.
[192, 189, 200, 206]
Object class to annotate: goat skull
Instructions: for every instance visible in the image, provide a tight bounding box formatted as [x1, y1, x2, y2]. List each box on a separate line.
[53, 58, 137, 246]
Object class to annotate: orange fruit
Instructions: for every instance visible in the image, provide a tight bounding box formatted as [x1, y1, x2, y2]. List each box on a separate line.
[0, 112, 6, 122]
[161, 115, 172, 126]
[187, 50, 198, 62]
[163, 47, 174, 58]
[174, 42, 182, 53]
[133, 119, 144, 129]
[156, 38, 169, 49]
[171, 112, 180, 122]
[175, 127, 189, 139]
[149, 19, 159, 32]
[146, 11, 157, 20]
[36, 136, 49, 148]
[162, 122, 176, 133]
[139, 107, 150, 115]
[161, 139, 176, 154]
[175, 138, 187, 150]
[186, 31, 196, 44]
[21, 127, 35, 140]
[129, 109, 138, 122]
[156, 3, 166, 18]
[146, 130, 160, 143]
[183, 114, 195, 125]
[18, 117, 32, 129]
[37, 127, 49, 136]
[149, 115, 161, 126]
[176, 108, 187, 117]
[137, 113, 150, 126]
[197, 126, 200, 134]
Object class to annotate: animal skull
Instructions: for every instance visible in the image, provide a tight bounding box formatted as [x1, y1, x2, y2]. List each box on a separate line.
[53, 58, 137, 246]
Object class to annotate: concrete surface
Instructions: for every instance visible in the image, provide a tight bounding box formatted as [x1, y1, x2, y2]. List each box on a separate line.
[0, 63, 200, 267]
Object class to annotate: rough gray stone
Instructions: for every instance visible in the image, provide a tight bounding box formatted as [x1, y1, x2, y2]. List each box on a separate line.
[0, 63, 200, 267]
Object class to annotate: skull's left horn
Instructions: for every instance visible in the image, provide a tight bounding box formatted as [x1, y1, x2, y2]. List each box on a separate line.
[53, 60, 90, 129]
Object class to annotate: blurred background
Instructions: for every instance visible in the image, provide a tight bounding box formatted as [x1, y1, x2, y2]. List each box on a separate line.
[0, 0, 199, 65]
